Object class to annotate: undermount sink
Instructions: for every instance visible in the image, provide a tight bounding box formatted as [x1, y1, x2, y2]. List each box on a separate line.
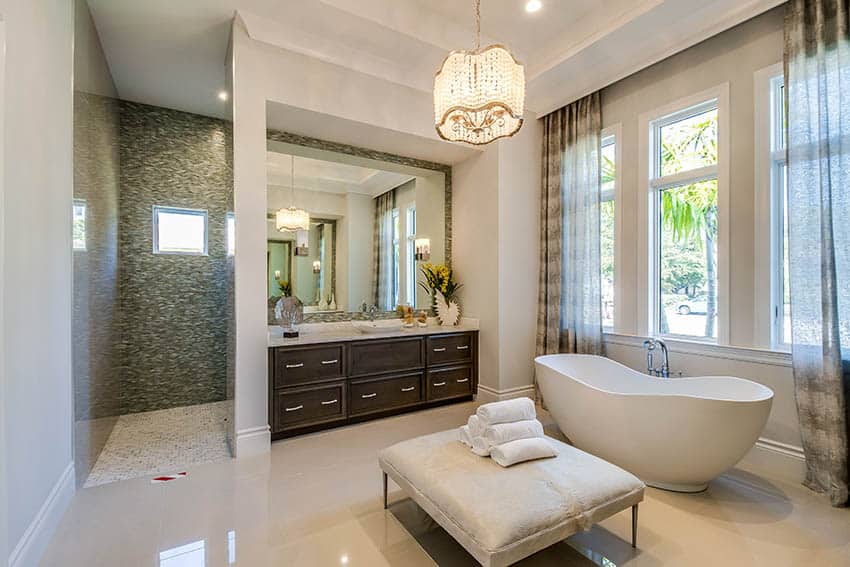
[354, 321, 405, 334]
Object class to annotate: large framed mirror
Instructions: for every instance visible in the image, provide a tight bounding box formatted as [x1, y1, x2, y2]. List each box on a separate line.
[266, 130, 451, 322]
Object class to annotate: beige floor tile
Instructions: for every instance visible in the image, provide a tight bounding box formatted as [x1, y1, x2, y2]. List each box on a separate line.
[43, 402, 850, 566]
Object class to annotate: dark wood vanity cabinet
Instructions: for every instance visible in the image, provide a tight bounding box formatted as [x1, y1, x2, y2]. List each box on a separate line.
[269, 331, 478, 439]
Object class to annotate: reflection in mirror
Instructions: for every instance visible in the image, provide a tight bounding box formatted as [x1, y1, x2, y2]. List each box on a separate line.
[266, 148, 446, 315]
[266, 220, 336, 311]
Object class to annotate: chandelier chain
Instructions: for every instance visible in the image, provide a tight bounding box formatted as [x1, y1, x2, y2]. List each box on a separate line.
[473, 0, 481, 49]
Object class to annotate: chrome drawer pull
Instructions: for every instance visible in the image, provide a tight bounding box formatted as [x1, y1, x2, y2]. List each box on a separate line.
[456, 345, 469, 350]
[321, 399, 338, 405]
[285, 405, 303, 412]
[456, 378, 469, 383]
[321, 359, 338, 365]
[433, 381, 447, 387]
[401, 386, 416, 392]
[433, 347, 447, 352]
[361, 393, 377, 399]
[285, 363, 304, 369]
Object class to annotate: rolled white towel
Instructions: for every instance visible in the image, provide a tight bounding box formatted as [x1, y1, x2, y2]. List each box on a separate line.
[490, 438, 557, 467]
[467, 414, 484, 437]
[476, 397, 536, 426]
[471, 436, 490, 457]
[481, 419, 544, 448]
[458, 425, 472, 447]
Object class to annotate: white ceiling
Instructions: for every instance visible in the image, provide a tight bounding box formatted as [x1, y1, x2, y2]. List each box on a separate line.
[87, 0, 783, 138]
[267, 152, 414, 197]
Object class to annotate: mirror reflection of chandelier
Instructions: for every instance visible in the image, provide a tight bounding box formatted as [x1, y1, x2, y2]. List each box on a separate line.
[275, 155, 310, 232]
[433, 0, 525, 145]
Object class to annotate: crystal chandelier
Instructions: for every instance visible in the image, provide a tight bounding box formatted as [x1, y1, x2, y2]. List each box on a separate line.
[275, 155, 310, 232]
[434, 0, 525, 145]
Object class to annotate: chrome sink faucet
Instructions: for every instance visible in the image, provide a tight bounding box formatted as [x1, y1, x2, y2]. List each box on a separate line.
[642, 338, 670, 378]
[367, 304, 378, 322]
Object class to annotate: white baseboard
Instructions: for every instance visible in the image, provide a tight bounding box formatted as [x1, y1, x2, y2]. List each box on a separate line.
[235, 425, 271, 458]
[9, 461, 75, 567]
[738, 437, 806, 484]
[477, 384, 536, 404]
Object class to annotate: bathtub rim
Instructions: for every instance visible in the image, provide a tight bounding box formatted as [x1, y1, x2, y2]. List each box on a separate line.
[534, 353, 774, 403]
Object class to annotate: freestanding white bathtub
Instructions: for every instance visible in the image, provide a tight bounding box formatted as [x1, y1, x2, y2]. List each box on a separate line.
[535, 354, 774, 492]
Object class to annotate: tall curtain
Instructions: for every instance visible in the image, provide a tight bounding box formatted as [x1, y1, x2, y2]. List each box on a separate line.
[785, 0, 850, 507]
[536, 92, 603, 358]
[372, 188, 396, 310]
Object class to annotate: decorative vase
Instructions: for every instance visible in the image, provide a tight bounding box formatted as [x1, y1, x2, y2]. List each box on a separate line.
[435, 290, 460, 327]
[275, 295, 304, 338]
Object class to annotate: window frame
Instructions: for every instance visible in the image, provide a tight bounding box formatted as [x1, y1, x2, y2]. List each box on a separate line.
[152, 205, 209, 256]
[600, 124, 621, 332]
[72, 198, 87, 251]
[754, 62, 789, 350]
[638, 84, 730, 344]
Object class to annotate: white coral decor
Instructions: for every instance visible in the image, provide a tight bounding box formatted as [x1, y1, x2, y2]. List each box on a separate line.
[435, 290, 460, 327]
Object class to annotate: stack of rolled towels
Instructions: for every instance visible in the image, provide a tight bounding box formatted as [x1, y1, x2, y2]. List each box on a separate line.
[458, 397, 556, 467]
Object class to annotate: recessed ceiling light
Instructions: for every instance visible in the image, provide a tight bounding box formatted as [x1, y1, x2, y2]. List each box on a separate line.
[218, 91, 228, 101]
[525, 0, 542, 13]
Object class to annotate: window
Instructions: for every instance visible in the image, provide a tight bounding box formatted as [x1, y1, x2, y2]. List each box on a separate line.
[153, 206, 208, 255]
[392, 208, 400, 306]
[649, 98, 721, 340]
[405, 205, 417, 305]
[755, 64, 790, 349]
[600, 130, 617, 330]
[226, 212, 235, 256]
[769, 75, 790, 346]
[72, 199, 86, 251]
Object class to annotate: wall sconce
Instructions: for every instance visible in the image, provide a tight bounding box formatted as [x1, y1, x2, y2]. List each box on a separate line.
[414, 238, 431, 261]
[294, 229, 310, 256]
[312, 260, 321, 274]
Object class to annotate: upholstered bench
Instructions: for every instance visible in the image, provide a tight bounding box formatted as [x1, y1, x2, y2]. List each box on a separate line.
[378, 429, 645, 567]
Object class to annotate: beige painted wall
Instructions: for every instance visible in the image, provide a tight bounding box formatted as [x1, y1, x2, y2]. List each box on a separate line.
[2, 0, 75, 562]
[452, 112, 542, 396]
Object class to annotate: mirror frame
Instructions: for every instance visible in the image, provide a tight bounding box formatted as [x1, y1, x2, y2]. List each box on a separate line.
[266, 129, 452, 323]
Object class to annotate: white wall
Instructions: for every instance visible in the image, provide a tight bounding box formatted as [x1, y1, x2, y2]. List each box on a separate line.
[451, 116, 541, 399]
[343, 193, 373, 311]
[1, 0, 75, 565]
[413, 173, 446, 309]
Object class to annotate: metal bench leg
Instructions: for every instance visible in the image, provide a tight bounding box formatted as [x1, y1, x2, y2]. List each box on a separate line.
[631, 504, 638, 548]
[383, 472, 388, 510]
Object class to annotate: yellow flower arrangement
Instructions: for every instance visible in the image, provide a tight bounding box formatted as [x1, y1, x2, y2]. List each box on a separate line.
[418, 263, 462, 302]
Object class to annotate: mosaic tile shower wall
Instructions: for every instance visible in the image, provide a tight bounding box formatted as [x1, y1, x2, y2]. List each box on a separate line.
[118, 101, 233, 413]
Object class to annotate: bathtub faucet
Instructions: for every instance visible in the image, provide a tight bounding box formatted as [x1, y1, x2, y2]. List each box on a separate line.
[642, 338, 670, 378]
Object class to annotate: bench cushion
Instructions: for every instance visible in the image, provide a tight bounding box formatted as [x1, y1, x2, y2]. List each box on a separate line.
[379, 429, 644, 567]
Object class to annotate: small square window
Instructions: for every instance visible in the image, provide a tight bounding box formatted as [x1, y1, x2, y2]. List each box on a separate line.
[73, 199, 87, 251]
[226, 212, 235, 256]
[153, 206, 208, 255]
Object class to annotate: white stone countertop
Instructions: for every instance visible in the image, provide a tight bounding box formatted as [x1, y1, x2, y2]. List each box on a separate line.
[267, 318, 479, 348]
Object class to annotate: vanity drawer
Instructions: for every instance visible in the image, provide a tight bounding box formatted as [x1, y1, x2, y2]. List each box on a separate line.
[275, 382, 346, 430]
[349, 372, 423, 416]
[427, 365, 474, 401]
[427, 333, 474, 366]
[274, 343, 345, 388]
[348, 337, 424, 377]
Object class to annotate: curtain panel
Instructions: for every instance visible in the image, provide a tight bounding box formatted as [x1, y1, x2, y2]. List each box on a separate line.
[785, 0, 850, 506]
[536, 92, 603, 359]
[372, 188, 396, 310]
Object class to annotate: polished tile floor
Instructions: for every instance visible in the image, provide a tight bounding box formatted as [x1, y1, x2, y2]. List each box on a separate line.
[83, 401, 231, 487]
[45, 402, 850, 566]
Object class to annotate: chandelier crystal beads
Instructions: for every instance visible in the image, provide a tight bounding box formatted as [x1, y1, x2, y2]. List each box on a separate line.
[434, 0, 525, 145]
